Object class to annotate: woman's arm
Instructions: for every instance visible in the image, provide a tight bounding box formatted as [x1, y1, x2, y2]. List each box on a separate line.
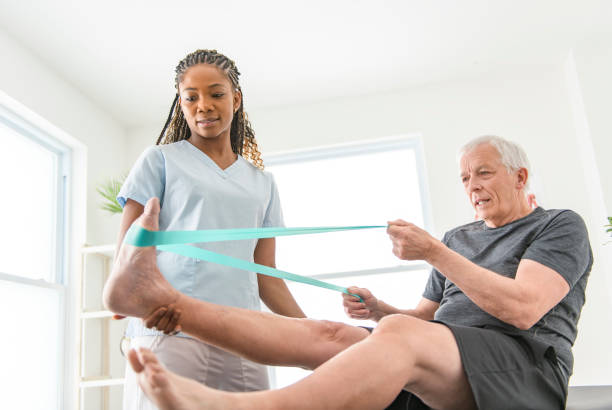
[114, 199, 145, 257]
[255, 238, 306, 318]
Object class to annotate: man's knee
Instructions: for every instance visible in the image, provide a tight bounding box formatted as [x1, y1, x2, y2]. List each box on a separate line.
[371, 315, 443, 362]
[373, 314, 424, 338]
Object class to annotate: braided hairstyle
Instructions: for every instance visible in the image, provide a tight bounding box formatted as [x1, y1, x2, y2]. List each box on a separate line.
[157, 49, 263, 170]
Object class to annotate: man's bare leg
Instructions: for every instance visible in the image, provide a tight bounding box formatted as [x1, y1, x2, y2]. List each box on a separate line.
[129, 315, 476, 410]
[103, 198, 369, 369]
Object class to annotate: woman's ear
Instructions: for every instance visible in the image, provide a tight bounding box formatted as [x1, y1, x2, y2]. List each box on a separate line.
[233, 90, 242, 113]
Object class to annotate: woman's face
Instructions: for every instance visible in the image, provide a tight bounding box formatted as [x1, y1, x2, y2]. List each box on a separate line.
[178, 63, 241, 143]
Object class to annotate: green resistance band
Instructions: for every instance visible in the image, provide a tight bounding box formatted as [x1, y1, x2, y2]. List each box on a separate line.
[124, 224, 387, 300]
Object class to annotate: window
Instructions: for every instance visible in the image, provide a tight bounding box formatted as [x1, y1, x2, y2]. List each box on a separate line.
[0, 107, 70, 410]
[265, 137, 433, 388]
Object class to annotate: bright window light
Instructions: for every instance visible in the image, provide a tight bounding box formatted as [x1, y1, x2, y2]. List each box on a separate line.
[0, 108, 69, 410]
[0, 280, 61, 409]
[0, 121, 57, 281]
[269, 146, 426, 275]
[265, 138, 432, 389]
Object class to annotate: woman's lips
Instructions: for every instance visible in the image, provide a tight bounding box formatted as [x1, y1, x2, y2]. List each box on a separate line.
[197, 119, 218, 127]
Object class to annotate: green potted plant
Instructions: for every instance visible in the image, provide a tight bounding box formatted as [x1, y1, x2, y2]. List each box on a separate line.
[96, 175, 125, 214]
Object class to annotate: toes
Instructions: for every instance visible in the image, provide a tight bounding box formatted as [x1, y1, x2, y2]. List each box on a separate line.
[128, 348, 144, 373]
[148, 364, 169, 389]
[138, 347, 160, 365]
[140, 198, 160, 231]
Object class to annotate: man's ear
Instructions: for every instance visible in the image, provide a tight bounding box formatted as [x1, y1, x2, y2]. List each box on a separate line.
[516, 167, 528, 188]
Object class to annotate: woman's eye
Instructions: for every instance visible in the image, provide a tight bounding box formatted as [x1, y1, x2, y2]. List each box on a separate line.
[212, 93, 225, 98]
[185, 96, 196, 102]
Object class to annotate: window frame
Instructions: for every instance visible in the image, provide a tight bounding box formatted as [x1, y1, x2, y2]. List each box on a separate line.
[265, 135, 435, 389]
[0, 100, 71, 410]
[265, 135, 434, 280]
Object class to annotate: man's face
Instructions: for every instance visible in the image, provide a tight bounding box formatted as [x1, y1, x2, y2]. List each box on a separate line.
[459, 143, 526, 228]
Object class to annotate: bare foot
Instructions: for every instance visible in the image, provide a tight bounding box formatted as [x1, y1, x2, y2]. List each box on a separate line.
[128, 347, 236, 410]
[103, 198, 180, 318]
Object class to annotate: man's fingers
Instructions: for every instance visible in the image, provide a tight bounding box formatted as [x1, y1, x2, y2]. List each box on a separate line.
[349, 309, 370, 319]
[387, 219, 410, 227]
[344, 298, 363, 308]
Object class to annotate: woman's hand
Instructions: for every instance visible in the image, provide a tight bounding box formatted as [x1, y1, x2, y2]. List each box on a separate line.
[142, 304, 182, 335]
[342, 286, 381, 321]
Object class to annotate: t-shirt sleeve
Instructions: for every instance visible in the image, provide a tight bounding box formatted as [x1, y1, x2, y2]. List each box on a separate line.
[422, 232, 448, 302]
[117, 146, 165, 208]
[522, 210, 592, 288]
[423, 268, 446, 303]
[262, 173, 285, 228]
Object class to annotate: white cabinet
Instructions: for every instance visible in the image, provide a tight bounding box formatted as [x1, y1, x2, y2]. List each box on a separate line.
[77, 244, 127, 410]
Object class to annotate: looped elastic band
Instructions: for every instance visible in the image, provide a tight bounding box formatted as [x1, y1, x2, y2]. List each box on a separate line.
[124, 224, 387, 302]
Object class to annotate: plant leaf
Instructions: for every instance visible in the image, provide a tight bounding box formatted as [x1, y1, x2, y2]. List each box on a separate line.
[96, 175, 126, 214]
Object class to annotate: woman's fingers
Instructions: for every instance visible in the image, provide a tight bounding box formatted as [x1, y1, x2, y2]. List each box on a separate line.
[143, 306, 167, 329]
[163, 308, 182, 335]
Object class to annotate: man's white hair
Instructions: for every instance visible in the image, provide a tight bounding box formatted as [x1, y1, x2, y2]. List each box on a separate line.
[458, 135, 531, 189]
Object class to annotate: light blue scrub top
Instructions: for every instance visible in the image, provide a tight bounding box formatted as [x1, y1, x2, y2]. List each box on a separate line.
[118, 140, 285, 338]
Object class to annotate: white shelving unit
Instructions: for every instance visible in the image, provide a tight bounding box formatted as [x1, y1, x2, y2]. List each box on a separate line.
[77, 244, 126, 410]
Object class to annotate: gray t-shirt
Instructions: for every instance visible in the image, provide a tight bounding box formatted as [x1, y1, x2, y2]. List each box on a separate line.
[423, 207, 592, 378]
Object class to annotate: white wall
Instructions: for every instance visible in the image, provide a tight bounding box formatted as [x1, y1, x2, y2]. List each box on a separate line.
[573, 42, 612, 214]
[0, 28, 126, 246]
[127, 64, 612, 385]
[564, 44, 612, 386]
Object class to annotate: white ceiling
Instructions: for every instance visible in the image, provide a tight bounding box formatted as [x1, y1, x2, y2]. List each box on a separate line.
[0, 0, 610, 127]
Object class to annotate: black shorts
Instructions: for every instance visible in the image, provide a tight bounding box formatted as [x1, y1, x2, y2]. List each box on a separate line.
[381, 322, 568, 410]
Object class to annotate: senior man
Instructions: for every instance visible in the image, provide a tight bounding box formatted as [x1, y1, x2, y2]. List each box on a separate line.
[104, 135, 591, 410]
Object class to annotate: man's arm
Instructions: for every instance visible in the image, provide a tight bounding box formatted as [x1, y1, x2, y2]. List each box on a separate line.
[388, 221, 570, 330]
[429, 248, 568, 329]
[255, 237, 306, 318]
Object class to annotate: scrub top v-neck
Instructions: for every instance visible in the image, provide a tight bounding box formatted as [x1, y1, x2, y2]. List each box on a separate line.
[118, 139, 285, 338]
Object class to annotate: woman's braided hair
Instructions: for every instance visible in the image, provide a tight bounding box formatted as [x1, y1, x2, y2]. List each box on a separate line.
[156, 49, 263, 170]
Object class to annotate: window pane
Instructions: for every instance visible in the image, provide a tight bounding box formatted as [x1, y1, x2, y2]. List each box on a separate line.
[269, 148, 424, 275]
[0, 280, 61, 409]
[271, 269, 430, 388]
[0, 122, 56, 281]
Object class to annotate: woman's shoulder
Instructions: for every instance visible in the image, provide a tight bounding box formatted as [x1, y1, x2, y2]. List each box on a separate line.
[240, 157, 277, 184]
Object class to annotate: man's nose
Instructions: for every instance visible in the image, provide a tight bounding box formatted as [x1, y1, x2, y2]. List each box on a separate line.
[468, 179, 481, 192]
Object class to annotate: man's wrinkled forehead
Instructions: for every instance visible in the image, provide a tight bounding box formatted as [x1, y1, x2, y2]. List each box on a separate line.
[459, 144, 502, 171]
